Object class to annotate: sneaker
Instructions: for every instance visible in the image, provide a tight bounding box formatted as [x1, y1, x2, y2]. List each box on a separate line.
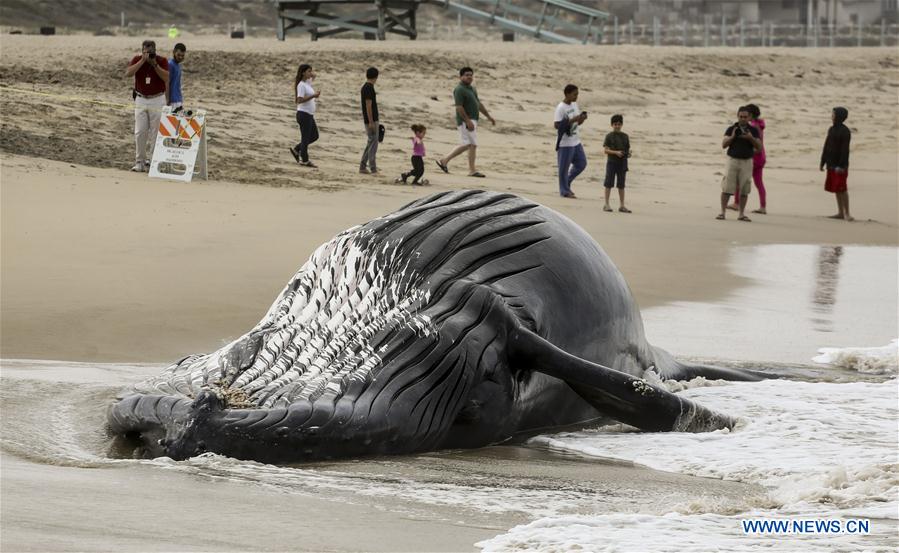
[299, 160, 317, 168]
[130, 161, 145, 172]
[289, 147, 300, 163]
[359, 168, 370, 174]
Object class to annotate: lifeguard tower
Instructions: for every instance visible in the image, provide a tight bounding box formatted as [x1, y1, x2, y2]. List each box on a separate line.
[274, 0, 610, 44]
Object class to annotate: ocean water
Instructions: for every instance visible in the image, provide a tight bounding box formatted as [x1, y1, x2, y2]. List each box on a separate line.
[2, 245, 897, 551]
[493, 368, 898, 551]
[480, 244, 899, 551]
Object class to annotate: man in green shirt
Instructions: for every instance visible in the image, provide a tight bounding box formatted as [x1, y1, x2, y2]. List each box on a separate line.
[436, 67, 495, 178]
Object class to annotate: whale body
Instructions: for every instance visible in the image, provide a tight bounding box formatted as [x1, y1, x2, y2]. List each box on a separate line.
[107, 190, 757, 463]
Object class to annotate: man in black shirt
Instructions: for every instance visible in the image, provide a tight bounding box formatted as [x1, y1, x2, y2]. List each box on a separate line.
[360, 67, 380, 174]
[718, 106, 761, 221]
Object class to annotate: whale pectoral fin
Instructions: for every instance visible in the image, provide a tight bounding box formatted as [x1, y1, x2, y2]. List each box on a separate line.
[508, 327, 737, 433]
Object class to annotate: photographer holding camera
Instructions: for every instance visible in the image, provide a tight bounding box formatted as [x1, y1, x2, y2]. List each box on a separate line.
[125, 39, 169, 172]
[717, 106, 761, 221]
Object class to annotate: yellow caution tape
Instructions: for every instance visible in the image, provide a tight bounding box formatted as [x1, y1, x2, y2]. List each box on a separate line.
[0, 86, 187, 112]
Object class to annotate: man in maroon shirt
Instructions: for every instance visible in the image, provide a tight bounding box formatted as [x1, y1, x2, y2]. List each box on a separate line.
[125, 40, 169, 172]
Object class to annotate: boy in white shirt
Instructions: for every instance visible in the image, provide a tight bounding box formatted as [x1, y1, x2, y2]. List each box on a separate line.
[553, 84, 588, 198]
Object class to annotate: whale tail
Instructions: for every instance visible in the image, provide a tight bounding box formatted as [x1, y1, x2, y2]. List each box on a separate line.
[648, 345, 768, 382]
[508, 327, 739, 433]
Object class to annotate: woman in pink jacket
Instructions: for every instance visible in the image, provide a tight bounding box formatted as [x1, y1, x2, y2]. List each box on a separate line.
[729, 103, 767, 214]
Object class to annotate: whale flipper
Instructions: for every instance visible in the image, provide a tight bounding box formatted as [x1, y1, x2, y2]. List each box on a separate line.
[508, 327, 738, 433]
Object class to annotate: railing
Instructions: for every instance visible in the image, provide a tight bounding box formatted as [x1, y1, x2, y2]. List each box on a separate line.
[599, 17, 899, 47]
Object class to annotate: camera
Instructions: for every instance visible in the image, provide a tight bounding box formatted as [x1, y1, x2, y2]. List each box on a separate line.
[733, 124, 743, 136]
[148, 51, 156, 59]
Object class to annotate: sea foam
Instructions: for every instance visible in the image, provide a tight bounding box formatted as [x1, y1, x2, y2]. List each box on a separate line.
[812, 339, 898, 374]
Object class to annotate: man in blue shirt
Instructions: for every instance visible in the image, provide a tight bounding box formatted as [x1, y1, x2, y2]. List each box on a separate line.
[167, 43, 186, 112]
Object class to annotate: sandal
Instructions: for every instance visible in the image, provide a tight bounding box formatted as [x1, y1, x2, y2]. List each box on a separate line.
[468, 171, 486, 178]
[436, 160, 449, 173]
[300, 161, 317, 168]
[715, 214, 726, 220]
[603, 205, 613, 212]
[618, 207, 632, 213]
[738, 215, 752, 222]
[394, 177, 404, 184]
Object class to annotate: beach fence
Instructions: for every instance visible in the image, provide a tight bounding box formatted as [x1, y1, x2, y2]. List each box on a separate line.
[600, 16, 899, 47]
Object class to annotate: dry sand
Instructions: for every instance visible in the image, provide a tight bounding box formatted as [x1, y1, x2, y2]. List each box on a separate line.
[2, 36, 897, 361]
[0, 35, 897, 551]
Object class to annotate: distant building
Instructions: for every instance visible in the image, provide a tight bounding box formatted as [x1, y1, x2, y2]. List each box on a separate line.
[602, 0, 898, 24]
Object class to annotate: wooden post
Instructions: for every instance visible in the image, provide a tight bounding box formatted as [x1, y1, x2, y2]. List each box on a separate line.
[653, 16, 659, 46]
[683, 20, 687, 46]
[739, 17, 744, 47]
[704, 14, 710, 47]
[629, 19, 634, 44]
[613, 15, 618, 45]
[881, 19, 886, 46]
[721, 14, 726, 46]
[806, 0, 813, 46]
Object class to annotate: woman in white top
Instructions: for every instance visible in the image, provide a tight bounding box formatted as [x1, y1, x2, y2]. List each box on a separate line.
[290, 63, 320, 167]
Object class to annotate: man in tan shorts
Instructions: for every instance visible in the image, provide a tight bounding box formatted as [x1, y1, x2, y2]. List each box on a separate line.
[717, 107, 761, 221]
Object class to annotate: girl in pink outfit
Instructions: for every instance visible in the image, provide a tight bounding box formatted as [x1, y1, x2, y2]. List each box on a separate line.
[396, 124, 429, 185]
[729, 103, 767, 214]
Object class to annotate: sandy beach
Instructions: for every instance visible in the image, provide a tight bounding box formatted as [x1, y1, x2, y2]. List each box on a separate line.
[1, 35, 897, 551]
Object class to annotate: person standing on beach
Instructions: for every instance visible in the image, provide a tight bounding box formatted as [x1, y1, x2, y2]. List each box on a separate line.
[435, 67, 495, 178]
[717, 106, 761, 222]
[167, 43, 187, 112]
[553, 84, 587, 199]
[125, 39, 169, 172]
[290, 64, 320, 168]
[728, 103, 767, 214]
[396, 124, 428, 186]
[820, 107, 853, 221]
[602, 114, 631, 212]
[359, 67, 380, 175]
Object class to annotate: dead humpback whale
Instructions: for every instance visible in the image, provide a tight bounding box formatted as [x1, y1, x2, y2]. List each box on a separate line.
[107, 190, 759, 463]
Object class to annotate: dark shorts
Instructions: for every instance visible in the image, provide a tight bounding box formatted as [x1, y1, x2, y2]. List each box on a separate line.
[603, 159, 627, 189]
[824, 168, 848, 193]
